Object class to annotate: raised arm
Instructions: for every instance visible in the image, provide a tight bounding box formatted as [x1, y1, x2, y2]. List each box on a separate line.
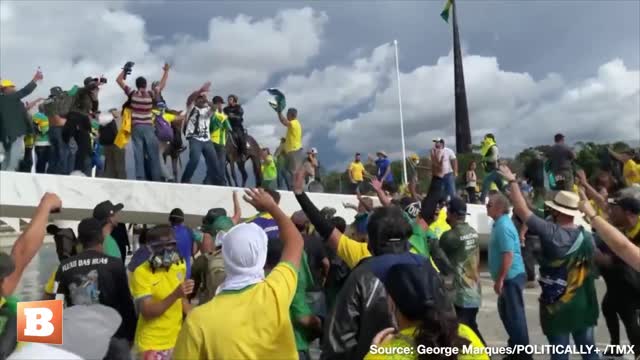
[25, 97, 45, 111]
[232, 191, 242, 225]
[186, 82, 211, 107]
[157, 63, 170, 93]
[116, 69, 127, 91]
[371, 178, 391, 207]
[608, 148, 626, 163]
[579, 191, 640, 271]
[576, 170, 608, 214]
[293, 169, 342, 251]
[244, 188, 304, 269]
[498, 165, 533, 222]
[277, 111, 291, 127]
[2, 193, 61, 296]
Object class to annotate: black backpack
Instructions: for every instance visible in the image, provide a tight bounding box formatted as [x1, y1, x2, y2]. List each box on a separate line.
[99, 120, 118, 146]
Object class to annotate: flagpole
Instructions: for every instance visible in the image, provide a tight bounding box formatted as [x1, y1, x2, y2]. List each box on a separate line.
[393, 39, 408, 185]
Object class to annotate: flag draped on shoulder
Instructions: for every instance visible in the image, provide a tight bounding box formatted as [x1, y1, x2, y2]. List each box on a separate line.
[440, 0, 453, 23]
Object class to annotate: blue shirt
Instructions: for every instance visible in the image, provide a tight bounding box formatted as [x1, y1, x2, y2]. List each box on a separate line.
[375, 158, 393, 182]
[244, 213, 280, 239]
[173, 224, 202, 279]
[488, 214, 525, 281]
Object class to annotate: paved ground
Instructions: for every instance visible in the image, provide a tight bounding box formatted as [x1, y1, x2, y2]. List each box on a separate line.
[6, 244, 636, 359]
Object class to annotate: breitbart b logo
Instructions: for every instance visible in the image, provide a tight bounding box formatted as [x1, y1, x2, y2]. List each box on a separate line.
[17, 300, 63, 344]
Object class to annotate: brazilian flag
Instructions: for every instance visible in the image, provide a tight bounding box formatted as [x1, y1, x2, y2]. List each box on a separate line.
[267, 88, 286, 113]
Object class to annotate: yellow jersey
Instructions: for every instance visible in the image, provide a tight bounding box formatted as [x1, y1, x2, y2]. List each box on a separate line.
[349, 161, 366, 182]
[284, 119, 302, 153]
[130, 261, 187, 352]
[173, 262, 298, 360]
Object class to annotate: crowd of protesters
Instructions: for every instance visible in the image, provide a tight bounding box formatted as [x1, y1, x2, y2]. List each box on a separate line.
[0, 67, 309, 190]
[2, 67, 640, 360]
[0, 141, 639, 360]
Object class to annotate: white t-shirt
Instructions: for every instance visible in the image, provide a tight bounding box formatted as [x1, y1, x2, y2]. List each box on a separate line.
[185, 105, 213, 142]
[439, 147, 457, 175]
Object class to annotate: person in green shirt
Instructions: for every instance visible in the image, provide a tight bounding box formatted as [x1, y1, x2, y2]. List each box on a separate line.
[92, 200, 124, 260]
[439, 196, 484, 346]
[261, 148, 278, 190]
[265, 238, 321, 360]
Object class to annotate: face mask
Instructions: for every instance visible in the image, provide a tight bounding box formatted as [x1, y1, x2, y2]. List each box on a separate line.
[149, 246, 182, 270]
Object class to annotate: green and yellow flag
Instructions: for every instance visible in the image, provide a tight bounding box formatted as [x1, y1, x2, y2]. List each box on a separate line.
[440, 0, 453, 23]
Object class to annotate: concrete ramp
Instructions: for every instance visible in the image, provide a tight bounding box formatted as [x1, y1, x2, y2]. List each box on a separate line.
[0, 171, 498, 239]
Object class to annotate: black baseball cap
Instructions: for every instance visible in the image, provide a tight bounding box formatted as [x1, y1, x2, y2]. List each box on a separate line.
[202, 208, 227, 226]
[378, 262, 450, 319]
[0, 252, 15, 279]
[169, 208, 185, 221]
[609, 196, 640, 215]
[448, 196, 469, 216]
[400, 197, 421, 219]
[554, 133, 565, 142]
[93, 200, 124, 223]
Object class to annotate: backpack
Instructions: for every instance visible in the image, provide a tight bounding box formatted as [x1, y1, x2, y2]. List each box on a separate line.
[155, 113, 174, 142]
[43, 92, 76, 118]
[203, 251, 226, 303]
[99, 120, 118, 146]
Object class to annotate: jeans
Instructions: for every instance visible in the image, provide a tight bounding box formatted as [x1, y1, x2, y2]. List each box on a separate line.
[66, 112, 93, 176]
[18, 147, 33, 172]
[466, 186, 477, 204]
[132, 125, 161, 181]
[181, 139, 223, 185]
[277, 162, 290, 190]
[213, 143, 227, 186]
[455, 306, 485, 346]
[497, 273, 531, 359]
[547, 327, 599, 360]
[427, 176, 445, 199]
[481, 169, 505, 202]
[282, 148, 304, 190]
[0, 136, 25, 171]
[48, 126, 69, 175]
[443, 172, 456, 199]
[35, 145, 50, 174]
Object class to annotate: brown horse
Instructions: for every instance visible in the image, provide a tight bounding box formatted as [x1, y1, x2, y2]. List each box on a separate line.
[225, 131, 263, 187]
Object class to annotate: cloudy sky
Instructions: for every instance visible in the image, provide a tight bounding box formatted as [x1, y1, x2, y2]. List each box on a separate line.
[1, 0, 639, 172]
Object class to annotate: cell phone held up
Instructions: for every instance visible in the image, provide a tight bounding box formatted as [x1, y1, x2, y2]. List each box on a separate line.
[122, 61, 135, 80]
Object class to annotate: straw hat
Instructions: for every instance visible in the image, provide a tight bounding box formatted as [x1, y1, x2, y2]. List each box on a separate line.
[545, 191, 582, 217]
[376, 150, 388, 157]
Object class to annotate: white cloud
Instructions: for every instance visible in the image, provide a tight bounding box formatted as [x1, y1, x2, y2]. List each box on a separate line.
[0, 1, 327, 119]
[328, 53, 639, 160]
[1, 1, 637, 173]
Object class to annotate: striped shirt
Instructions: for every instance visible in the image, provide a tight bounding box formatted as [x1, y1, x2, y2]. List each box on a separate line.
[124, 85, 155, 126]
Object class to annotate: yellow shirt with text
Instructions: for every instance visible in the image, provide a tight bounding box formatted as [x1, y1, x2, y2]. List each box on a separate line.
[349, 161, 366, 182]
[130, 261, 187, 352]
[284, 119, 302, 153]
[173, 262, 298, 360]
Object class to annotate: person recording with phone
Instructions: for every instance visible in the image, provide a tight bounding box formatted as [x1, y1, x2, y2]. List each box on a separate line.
[63, 76, 106, 176]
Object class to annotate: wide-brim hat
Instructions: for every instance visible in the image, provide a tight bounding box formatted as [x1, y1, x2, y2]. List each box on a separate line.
[376, 150, 388, 157]
[544, 191, 582, 217]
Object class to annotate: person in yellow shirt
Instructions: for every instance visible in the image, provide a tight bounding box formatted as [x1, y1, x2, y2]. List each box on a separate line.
[129, 225, 194, 359]
[173, 188, 305, 360]
[348, 152, 371, 194]
[609, 147, 640, 187]
[277, 107, 303, 189]
[364, 263, 488, 360]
